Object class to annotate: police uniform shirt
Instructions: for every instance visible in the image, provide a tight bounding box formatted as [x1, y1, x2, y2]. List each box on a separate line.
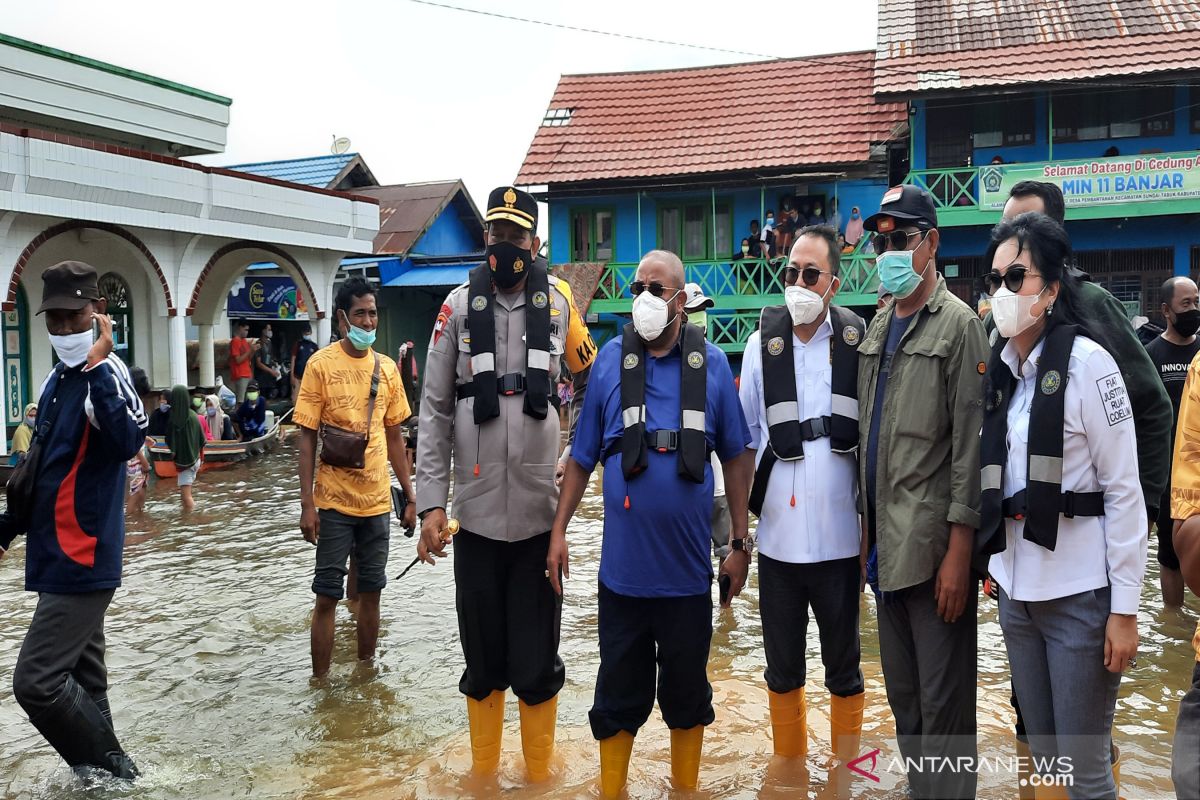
[988, 335, 1146, 614]
[571, 336, 750, 598]
[740, 314, 860, 564]
[416, 274, 596, 541]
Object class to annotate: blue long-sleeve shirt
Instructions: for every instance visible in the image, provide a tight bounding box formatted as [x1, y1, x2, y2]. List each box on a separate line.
[0, 357, 147, 593]
[236, 397, 267, 439]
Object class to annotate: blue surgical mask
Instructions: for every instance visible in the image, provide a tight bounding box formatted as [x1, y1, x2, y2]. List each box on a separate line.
[876, 246, 929, 300]
[206, 407, 218, 417]
[24, 415, 36, 427]
[342, 312, 376, 351]
[159, 402, 170, 413]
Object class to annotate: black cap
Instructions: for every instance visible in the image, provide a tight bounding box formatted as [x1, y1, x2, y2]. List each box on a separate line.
[485, 186, 537, 231]
[38, 260, 101, 314]
[863, 185, 938, 233]
[247, 380, 260, 392]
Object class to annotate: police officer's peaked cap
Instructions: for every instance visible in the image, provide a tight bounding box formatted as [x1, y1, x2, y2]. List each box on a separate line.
[38, 260, 101, 314]
[485, 186, 538, 231]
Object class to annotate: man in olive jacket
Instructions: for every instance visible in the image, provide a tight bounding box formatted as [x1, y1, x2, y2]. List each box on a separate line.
[858, 186, 988, 800]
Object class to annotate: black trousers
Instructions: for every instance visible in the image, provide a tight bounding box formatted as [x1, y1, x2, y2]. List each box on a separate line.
[589, 581, 715, 740]
[759, 554, 863, 697]
[454, 529, 564, 706]
[878, 577, 978, 800]
[13, 589, 127, 766]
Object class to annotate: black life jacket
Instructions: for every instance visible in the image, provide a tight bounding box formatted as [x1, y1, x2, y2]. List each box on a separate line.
[978, 324, 1104, 556]
[465, 257, 551, 425]
[615, 320, 707, 484]
[748, 304, 863, 516]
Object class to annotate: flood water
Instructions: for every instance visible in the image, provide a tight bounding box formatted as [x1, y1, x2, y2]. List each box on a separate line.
[0, 433, 1193, 799]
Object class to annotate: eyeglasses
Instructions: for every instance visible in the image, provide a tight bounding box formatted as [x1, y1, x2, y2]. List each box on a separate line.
[872, 229, 926, 254]
[982, 266, 1042, 296]
[630, 281, 681, 298]
[783, 266, 833, 287]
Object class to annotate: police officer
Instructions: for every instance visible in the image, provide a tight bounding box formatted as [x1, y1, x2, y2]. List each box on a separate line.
[739, 226, 867, 768]
[415, 186, 596, 782]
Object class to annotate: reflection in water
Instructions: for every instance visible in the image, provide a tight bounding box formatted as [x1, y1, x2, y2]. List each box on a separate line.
[0, 437, 1190, 798]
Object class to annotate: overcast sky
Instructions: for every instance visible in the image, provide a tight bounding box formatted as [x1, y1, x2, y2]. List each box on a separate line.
[6, 0, 877, 213]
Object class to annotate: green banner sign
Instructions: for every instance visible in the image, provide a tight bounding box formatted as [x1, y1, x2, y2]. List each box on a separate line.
[978, 151, 1200, 211]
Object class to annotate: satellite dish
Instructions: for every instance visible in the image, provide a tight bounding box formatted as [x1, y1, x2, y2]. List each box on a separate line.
[331, 136, 352, 155]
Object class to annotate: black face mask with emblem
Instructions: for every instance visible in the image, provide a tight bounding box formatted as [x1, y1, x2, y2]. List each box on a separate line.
[486, 241, 533, 290]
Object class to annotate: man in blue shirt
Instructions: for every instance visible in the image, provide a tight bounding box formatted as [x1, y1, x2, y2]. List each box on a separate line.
[550, 250, 752, 798]
[0, 261, 147, 779]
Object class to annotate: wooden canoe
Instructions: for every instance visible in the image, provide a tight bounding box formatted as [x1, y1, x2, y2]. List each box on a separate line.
[147, 423, 282, 479]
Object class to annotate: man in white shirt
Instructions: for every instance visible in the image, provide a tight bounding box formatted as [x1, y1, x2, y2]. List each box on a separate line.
[737, 226, 868, 766]
[683, 284, 732, 565]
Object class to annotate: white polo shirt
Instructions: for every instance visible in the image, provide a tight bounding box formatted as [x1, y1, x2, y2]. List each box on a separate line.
[740, 313, 861, 564]
[988, 335, 1146, 614]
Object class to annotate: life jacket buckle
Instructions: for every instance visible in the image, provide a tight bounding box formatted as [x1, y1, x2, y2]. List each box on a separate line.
[647, 429, 679, 453]
[498, 373, 526, 396]
[1062, 491, 1076, 519]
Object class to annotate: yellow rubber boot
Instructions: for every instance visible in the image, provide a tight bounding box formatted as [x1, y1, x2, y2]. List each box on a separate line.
[1016, 739, 1035, 800]
[466, 690, 505, 775]
[599, 730, 635, 799]
[670, 725, 705, 790]
[829, 692, 865, 764]
[518, 695, 557, 782]
[768, 687, 807, 757]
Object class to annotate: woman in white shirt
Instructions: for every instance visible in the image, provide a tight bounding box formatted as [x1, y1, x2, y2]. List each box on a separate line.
[976, 212, 1143, 800]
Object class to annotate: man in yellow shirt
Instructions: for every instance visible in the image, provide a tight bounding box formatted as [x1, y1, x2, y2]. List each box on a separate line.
[1168, 352, 1200, 798]
[295, 277, 416, 679]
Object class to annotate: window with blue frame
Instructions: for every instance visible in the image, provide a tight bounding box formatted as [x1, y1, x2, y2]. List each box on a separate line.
[1052, 85, 1175, 142]
[569, 208, 614, 262]
[658, 202, 732, 261]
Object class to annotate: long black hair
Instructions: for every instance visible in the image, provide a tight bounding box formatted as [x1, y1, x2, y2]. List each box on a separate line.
[983, 211, 1116, 357]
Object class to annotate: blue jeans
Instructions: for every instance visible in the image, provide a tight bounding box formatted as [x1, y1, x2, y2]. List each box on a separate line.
[999, 586, 1120, 800]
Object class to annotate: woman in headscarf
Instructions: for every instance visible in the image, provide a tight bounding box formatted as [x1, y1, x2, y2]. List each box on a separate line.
[204, 395, 236, 441]
[165, 385, 206, 512]
[844, 206, 865, 246]
[9, 402, 37, 466]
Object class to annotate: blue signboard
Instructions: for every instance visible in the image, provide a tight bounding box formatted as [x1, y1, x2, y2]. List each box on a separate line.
[228, 277, 310, 320]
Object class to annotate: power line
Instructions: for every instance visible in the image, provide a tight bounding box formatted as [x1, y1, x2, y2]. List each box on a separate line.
[407, 0, 783, 60]
[407, 0, 1200, 92]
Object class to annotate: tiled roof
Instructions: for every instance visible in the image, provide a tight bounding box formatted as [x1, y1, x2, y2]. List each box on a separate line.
[353, 180, 483, 256]
[225, 153, 362, 188]
[875, 0, 1200, 95]
[516, 51, 907, 186]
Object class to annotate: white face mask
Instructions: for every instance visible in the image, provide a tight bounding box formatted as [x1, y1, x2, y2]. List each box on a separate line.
[631, 290, 679, 342]
[991, 286, 1046, 339]
[49, 330, 93, 368]
[784, 284, 831, 326]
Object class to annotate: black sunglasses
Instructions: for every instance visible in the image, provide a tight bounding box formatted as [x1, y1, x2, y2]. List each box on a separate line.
[982, 266, 1041, 296]
[872, 229, 926, 254]
[783, 266, 833, 288]
[630, 281, 680, 298]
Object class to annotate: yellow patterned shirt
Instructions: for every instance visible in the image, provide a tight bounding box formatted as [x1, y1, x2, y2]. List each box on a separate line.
[294, 343, 410, 517]
[1169, 351, 1200, 660]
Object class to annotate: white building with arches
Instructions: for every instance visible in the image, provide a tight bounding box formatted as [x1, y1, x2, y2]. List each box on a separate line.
[0, 34, 378, 453]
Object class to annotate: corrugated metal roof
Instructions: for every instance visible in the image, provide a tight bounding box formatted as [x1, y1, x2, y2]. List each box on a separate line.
[516, 51, 907, 186]
[225, 153, 361, 188]
[875, 0, 1200, 95]
[383, 263, 481, 288]
[355, 180, 484, 256]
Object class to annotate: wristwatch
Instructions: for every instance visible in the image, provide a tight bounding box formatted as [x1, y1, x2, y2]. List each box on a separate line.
[731, 534, 755, 557]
